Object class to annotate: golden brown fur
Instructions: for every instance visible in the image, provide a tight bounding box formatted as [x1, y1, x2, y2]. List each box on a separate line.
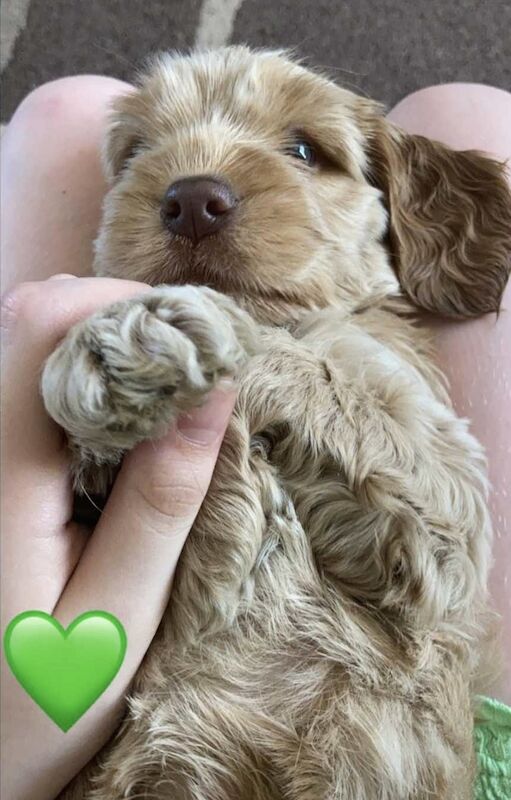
[42, 48, 511, 799]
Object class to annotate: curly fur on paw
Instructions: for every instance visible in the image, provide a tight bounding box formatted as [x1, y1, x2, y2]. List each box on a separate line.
[41, 284, 258, 492]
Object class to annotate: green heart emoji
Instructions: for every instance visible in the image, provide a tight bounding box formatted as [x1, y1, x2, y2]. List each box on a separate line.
[3, 610, 127, 731]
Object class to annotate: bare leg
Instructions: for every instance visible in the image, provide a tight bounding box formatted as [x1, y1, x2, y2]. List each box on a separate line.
[388, 83, 511, 703]
[0, 75, 131, 292]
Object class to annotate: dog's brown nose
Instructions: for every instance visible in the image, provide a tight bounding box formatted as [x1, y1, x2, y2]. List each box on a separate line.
[161, 177, 237, 243]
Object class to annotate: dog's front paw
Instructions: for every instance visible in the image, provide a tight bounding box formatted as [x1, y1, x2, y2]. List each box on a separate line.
[41, 285, 258, 492]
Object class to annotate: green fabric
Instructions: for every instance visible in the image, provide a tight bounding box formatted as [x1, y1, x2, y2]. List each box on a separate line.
[474, 696, 511, 799]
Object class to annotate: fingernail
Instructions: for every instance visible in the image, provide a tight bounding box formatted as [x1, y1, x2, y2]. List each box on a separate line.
[47, 273, 77, 281]
[217, 377, 237, 392]
[177, 383, 236, 445]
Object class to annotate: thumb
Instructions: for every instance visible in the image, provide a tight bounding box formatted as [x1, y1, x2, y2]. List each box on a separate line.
[118, 380, 237, 535]
[54, 383, 236, 639]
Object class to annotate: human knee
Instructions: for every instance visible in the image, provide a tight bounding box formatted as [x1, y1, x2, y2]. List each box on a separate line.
[6, 76, 131, 141]
[391, 82, 510, 115]
[387, 83, 511, 155]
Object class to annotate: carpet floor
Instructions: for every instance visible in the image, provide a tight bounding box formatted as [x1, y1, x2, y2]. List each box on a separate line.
[1, 0, 510, 123]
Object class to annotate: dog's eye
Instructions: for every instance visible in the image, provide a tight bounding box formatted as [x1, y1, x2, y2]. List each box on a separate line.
[286, 140, 316, 167]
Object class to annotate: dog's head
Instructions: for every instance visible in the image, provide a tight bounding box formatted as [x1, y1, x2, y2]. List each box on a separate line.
[96, 47, 511, 317]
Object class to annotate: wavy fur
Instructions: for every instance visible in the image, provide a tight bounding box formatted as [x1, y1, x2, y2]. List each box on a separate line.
[43, 47, 511, 800]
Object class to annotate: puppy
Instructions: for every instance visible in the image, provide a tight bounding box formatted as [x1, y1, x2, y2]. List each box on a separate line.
[44, 47, 511, 799]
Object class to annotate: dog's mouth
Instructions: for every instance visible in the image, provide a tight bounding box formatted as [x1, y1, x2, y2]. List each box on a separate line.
[160, 231, 246, 293]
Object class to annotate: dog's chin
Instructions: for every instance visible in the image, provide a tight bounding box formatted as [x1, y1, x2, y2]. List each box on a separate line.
[121, 227, 311, 300]
[154, 237, 261, 295]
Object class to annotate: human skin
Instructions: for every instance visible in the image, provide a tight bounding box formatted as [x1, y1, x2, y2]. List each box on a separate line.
[1, 277, 236, 800]
[388, 84, 511, 704]
[0, 77, 509, 800]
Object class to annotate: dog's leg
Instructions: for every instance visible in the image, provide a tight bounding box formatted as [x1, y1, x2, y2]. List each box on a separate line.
[41, 285, 258, 494]
[167, 322, 483, 799]
[102, 323, 484, 800]
[57, 322, 485, 800]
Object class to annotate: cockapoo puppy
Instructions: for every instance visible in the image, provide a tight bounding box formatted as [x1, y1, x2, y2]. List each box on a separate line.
[43, 47, 511, 799]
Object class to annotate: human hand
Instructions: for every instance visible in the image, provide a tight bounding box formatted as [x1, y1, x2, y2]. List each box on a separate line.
[0, 275, 236, 800]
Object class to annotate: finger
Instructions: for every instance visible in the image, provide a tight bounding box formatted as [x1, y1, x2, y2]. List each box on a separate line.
[1, 278, 151, 619]
[54, 384, 236, 676]
[1, 277, 151, 463]
[47, 272, 79, 280]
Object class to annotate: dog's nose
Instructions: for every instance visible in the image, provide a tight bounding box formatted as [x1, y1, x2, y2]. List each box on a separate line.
[161, 177, 237, 243]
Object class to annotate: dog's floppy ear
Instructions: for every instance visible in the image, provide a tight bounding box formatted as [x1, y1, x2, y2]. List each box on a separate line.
[102, 90, 147, 182]
[363, 116, 511, 317]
